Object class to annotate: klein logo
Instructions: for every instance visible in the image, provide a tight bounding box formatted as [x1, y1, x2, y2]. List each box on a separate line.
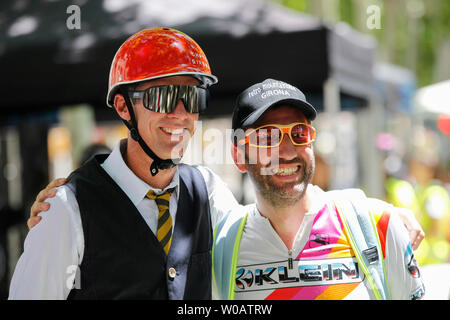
[236, 258, 362, 291]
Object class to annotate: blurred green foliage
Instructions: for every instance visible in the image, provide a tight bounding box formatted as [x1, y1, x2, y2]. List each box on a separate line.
[279, 0, 450, 87]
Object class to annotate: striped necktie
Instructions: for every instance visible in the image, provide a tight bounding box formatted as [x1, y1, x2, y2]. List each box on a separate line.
[146, 188, 175, 255]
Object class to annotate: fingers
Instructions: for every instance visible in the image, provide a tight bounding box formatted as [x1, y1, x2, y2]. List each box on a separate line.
[393, 207, 426, 250]
[28, 178, 67, 230]
[29, 200, 51, 231]
[411, 229, 426, 251]
[27, 216, 42, 230]
[47, 177, 67, 189]
[30, 200, 50, 218]
[35, 178, 66, 202]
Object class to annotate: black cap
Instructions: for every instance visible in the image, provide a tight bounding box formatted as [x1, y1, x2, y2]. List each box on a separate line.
[232, 79, 317, 131]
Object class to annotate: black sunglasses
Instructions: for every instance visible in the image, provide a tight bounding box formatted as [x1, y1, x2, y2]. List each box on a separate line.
[128, 85, 209, 114]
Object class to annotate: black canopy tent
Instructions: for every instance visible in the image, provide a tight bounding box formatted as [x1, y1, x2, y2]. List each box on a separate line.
[0, 0, 376, 119]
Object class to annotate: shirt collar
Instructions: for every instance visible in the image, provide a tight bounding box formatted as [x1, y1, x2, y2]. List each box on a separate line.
[101, 139, 179, 206]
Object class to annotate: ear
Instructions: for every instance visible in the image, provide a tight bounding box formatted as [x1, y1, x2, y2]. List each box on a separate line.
[231, 143, 247, 173]
[114, 94, 131, 121]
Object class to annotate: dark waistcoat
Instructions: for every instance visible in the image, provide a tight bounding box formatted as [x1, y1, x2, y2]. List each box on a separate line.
[66, 155, 212, 300]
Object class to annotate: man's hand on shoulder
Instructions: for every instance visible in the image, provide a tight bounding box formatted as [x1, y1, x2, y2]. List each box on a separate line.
[393, 207, 425, 250]
[367, 198, 425, 250]
[28, 178, 67, 230]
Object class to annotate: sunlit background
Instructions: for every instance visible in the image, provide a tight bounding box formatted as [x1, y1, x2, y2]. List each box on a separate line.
[0, 0, 449, 299]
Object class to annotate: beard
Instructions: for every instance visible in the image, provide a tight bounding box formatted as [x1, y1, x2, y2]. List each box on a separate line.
[246, 154, 315, 208]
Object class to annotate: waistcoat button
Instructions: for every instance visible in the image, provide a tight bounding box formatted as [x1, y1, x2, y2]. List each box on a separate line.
[168, 267, 176, 279]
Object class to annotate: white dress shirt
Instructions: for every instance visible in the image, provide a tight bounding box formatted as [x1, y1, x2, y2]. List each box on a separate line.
[9, 140, 241, 299]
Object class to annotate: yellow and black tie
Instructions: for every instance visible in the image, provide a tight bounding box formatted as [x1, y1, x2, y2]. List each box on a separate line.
[146, 188, 175, 255]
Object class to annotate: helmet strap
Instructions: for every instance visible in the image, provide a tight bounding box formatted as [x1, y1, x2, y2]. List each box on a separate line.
[117, 87, 180, 176]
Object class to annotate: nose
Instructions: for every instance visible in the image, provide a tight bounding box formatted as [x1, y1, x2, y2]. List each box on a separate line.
[277, 132, 297, 160]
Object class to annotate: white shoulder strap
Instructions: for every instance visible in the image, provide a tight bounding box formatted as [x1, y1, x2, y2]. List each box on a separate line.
[212, 205, 250, 300]
[328, 189, 390, 300]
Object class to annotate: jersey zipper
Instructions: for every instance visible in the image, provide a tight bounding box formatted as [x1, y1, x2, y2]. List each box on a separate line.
[288, 250, 293, 269]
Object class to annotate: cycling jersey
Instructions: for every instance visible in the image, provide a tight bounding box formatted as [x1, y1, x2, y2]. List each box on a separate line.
[214, 186, 425, 300]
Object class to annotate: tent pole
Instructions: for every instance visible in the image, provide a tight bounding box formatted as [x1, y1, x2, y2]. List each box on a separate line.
[323, 78, 340, 190]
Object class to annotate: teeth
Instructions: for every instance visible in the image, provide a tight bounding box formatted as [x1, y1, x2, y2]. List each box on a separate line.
[162, 127, 184, 135]
[272, 166, 299, 176]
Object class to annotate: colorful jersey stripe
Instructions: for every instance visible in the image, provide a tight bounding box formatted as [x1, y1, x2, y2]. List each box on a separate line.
[373, 210, 391, 259]
[235, 204, 370, 300]
[270, 204, 361, 300]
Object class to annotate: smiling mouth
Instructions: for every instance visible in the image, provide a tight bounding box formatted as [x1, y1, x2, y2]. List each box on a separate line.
[271, 166, 300, 176]
[161, 127, 186, 135]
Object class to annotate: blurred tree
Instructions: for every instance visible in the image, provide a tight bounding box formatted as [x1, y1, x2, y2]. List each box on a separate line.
[281, 0, 308, 12]
[278, 0, 450, 87]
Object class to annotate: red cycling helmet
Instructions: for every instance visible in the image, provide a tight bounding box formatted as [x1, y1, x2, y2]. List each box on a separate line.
[106, 27, 218, 108]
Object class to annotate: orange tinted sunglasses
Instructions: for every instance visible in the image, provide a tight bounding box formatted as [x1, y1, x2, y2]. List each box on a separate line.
[239, 122, 316, 148]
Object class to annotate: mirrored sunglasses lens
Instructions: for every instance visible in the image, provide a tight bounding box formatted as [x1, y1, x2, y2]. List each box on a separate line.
[196, 87, 208, 113]
[250, 127, 281, 146]
[143, 86, 177, 113]
[144, 86, 204, 113]
[184, 87, 209, 113]
[183, 86, 200, 113]
[291, 124, 313, 144]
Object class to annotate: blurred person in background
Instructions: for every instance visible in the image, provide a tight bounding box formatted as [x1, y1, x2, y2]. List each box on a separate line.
[8, 27, 240, 299]
[408, 157, 450, 265]
[385, 130, 450, 266]
[213, 79, 425, 300]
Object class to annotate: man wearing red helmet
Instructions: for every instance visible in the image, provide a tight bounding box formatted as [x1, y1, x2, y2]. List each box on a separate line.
[8, 28, 240, 299]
